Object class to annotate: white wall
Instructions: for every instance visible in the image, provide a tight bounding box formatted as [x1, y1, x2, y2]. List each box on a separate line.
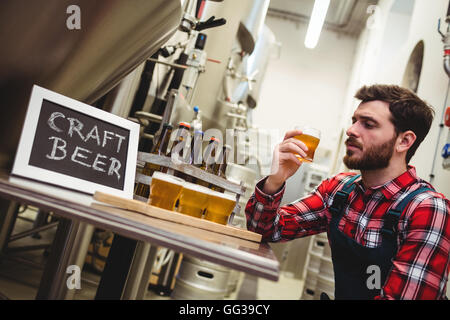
[339, 0, 450, 198]
[384, 0, 450, 199]
[250, 15, 359, 280]
[253, 0, 450, 205]
[254, 0, 450, 294]
[337, 0, 450, 297]
[252, 15, 358, 163]
[252, 1, 450, 293]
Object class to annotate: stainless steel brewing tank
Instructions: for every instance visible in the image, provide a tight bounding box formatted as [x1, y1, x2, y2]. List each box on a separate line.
[188, 0, 255, 132]
[189, 0, 272, 134]
[237, 0, 270, 55]
[228, 24, 276, 107]
[0, 0, 182, 169]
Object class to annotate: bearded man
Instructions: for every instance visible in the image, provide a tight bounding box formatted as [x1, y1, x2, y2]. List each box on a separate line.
[245, 84, 449, 300]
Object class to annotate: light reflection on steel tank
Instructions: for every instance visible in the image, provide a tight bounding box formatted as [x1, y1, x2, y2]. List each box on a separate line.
[0, 0, 181, 169]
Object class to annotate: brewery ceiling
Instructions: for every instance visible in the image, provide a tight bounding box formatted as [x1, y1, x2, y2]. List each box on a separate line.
[268, 0, 380, 37]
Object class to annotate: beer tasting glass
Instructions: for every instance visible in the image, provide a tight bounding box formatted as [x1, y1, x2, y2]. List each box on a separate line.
[204, 191, 236, 225]
[293, 126, 321, 162]
[177, 182, 210, 218]
[148, 172, 184, 210]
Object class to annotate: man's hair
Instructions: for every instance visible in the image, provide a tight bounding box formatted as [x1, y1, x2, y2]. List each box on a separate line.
[354, 84, 435, 164]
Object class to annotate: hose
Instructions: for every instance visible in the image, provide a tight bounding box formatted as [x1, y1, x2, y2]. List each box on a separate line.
[429, 79, 450, 183]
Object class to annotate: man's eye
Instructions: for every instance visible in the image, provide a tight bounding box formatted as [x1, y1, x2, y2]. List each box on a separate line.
[364, 122, 374, 128]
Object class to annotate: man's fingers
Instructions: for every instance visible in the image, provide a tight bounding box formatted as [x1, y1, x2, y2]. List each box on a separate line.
[283, 129, 303, 140]
[281, 138, 308, 152]
[288, 153, 302, 166]
[279, 141, 307, 159]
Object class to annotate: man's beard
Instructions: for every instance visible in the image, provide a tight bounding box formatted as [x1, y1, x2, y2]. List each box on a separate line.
[343, 134, 397, 170]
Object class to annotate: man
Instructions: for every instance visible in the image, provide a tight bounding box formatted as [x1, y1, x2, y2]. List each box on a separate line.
[245, 84, 449, 300]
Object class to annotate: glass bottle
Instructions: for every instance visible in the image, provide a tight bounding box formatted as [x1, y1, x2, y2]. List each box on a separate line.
[190, 130, 204, 167]
[196, 137, 218, 187]
[185, 130, 204, 183]
[165, 122, 191, 178]
[135, 123, 173, 198]
[201, 137, 219, 173]
[191, 106, 202, 132]
[216, 145, 231, 178]
[210, 145, 231, 192]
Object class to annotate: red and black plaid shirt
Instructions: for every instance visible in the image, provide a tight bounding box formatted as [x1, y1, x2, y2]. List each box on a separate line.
[245, 166, 450, 300]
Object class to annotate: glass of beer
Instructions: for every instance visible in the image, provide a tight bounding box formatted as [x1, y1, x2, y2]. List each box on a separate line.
[293, 126, 321, 162]
[148, 172, 184, 210]
[204, 191, 236, 225]
[177, 182, 210, 218]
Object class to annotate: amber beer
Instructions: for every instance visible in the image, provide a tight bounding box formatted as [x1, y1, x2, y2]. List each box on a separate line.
[177, 182, 210, 218]
[293, 127, 321, 162]
[204, 191, 236, 225]
[148, 172, 184, 210]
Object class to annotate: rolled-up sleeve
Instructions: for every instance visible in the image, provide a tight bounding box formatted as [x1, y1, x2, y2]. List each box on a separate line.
[245, 176, 331, 242]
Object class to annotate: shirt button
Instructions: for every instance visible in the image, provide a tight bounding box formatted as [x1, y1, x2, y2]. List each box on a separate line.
[256, 202, 264, 212]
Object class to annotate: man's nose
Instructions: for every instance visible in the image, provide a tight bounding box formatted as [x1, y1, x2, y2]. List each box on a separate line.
[346, 123, 359, 137]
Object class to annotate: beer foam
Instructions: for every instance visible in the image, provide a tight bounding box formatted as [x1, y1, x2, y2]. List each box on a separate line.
[298, 126, 321, 139]
[151, 172, 185, 185]
[208, 190, 236, 202]
[182, 182, 210, 194]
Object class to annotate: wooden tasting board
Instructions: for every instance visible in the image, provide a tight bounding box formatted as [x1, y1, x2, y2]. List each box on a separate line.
[93, 192, 262, 243]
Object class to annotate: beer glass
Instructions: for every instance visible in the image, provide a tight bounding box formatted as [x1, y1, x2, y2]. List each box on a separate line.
[177, 182, 210, 218]
[293, 126, 321, 162]
[148, 172, 184, 210]
[204, 191, 236, 225]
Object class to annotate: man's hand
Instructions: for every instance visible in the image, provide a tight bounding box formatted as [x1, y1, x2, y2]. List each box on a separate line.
[263, 129, 308, 194]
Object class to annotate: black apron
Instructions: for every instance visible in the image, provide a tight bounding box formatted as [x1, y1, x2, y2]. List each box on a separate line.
[326, 174, 432, 300]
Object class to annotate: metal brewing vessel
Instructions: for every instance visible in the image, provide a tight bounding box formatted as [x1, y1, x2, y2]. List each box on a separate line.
[0, 0, 182, 170]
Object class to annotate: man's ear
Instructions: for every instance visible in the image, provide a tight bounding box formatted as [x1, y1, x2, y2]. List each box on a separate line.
[396, 130, 416, 153]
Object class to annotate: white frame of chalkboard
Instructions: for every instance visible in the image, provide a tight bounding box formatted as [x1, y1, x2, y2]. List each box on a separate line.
[12, 85, 140, 199]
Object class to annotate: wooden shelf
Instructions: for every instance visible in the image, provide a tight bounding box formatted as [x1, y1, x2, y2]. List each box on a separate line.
[137, 152, 246, 196]
[94, 191, 261, 243]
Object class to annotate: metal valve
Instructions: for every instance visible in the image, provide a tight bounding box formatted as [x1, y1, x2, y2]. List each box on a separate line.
[442, 143, 450, 159]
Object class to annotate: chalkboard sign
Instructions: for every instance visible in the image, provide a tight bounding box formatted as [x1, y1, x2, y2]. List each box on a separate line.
[12, 85, 140, 198]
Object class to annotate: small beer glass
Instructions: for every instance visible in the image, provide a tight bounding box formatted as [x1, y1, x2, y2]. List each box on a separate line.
[177, 182, 210, 218]
[293, 126, 321, 162]
[148, 172, 184, 210]
[204, 191, 236, 225]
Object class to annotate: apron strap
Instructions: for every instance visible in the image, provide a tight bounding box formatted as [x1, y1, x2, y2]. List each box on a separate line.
[381, 187, 434, 238]
[329, 174, 360, 216]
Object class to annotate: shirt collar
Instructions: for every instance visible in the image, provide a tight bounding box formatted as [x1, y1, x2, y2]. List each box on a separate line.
[354, 166, 418, 200]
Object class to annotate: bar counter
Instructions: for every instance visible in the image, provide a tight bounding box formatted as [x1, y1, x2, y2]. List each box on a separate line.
[0, 172, 279, 299]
